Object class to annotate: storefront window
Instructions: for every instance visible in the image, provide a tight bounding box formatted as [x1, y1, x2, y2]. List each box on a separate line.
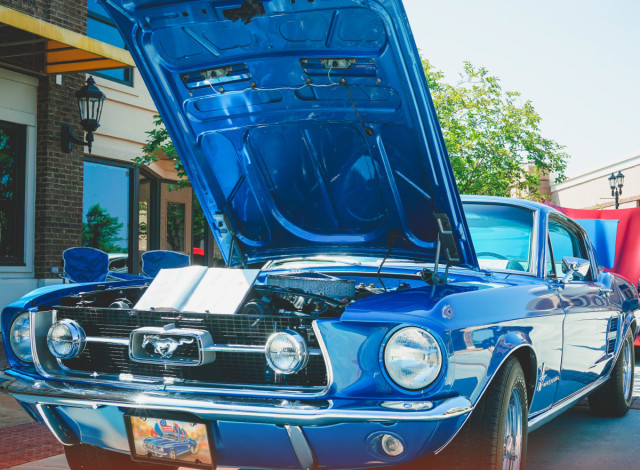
[82, 161, 130, 254]
[138, 177, 151, 253]
[166, 201, 185, 252]
[192, 197, 206, 266]
[0, 121, 25, 265]
[87, 0, 133, 85]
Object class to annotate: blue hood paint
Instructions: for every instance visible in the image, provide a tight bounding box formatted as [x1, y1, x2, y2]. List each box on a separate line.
[101, 0, 477, 268]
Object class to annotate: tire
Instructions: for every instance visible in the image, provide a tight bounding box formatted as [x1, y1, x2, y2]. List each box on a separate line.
[168, 449, 177, 459]
[588, 328, 635, 417]
[64, 444, 178, 470]
[436, 357, 528, 470]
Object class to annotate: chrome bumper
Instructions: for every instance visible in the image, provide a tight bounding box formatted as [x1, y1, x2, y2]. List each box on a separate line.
[1, 370, 472, 426]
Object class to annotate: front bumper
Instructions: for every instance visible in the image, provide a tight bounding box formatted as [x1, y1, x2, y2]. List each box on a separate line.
[1, 371, 472, 469]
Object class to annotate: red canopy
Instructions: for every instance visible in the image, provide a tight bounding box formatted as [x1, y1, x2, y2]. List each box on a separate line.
[546, 202, 640, 287]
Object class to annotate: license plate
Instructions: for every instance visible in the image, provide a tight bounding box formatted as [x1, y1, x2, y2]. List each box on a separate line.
[125, 413, 215, 469]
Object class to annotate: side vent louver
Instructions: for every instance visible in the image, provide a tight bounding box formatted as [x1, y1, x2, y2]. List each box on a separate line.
[607, 339, 616, 354]
[609, 317, 619, 332]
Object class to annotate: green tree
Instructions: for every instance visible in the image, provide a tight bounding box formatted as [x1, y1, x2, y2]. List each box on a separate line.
[423, 59, 567, 199]
[134, 115, 188, 190]
[82, 204, 125, 252]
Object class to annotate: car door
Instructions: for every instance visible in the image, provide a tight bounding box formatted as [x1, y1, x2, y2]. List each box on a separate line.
[549, 215, 617, 400]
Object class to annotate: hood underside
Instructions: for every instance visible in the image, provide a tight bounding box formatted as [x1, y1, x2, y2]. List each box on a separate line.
[102, 0, 477, 268]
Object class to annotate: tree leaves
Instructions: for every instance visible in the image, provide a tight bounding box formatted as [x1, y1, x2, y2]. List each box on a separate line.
[134, 115, 189, 190]
[423, 58, 568, 200]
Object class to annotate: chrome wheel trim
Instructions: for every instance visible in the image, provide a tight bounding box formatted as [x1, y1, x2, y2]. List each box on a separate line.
[622, 334, 633, 401]
[503, 387, 523, 470]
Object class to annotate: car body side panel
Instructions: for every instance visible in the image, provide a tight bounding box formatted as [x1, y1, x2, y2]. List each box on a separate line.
[339, 278, 564, 414]
[556, 282, 615, 400]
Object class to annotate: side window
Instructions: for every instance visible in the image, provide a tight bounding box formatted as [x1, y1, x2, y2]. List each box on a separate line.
[548, 218, 590, 281]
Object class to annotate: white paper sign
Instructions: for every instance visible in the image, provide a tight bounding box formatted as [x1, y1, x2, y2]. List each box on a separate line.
[134, 267, 259, 314]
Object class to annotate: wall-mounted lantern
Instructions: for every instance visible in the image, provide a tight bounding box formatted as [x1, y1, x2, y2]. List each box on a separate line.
[61, 76, 106, 154]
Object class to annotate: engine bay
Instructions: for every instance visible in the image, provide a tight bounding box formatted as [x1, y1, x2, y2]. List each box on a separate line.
[53, 271, 402, 318]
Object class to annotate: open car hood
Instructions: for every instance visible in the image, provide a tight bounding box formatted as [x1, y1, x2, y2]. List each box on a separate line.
[103, 0, 477, 268]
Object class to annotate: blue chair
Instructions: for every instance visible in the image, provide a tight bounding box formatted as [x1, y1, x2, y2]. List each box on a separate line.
[141, 250, 190, 278]
[62, 247, 144, 283]
[61, 247, 111, 283]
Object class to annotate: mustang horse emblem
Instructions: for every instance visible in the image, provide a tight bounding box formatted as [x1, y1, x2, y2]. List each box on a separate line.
[142, 335, 195, 359]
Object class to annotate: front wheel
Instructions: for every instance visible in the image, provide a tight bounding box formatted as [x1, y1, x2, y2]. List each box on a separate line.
[437, 357, 528, 470]
[64, 444, 177, 470]
[588, 328, 635, 417]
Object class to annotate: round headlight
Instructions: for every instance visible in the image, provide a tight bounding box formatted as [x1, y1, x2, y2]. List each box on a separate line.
[9, 312, 32, 363]
[383, 327, 442, 390]
[47, 320, 86, 359]
[265, 330, 308, 374]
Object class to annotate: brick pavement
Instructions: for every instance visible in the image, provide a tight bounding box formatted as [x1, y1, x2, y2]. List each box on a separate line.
[0, 343, 64, 468]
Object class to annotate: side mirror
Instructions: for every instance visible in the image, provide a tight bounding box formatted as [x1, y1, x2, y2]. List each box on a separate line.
[561, 257, 590, 284]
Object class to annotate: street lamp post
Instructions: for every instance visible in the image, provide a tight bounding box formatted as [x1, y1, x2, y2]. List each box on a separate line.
[608, 171, 625, 209]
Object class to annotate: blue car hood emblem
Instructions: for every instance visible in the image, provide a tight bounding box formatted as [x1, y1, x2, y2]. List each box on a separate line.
[101, 0, 477, 268]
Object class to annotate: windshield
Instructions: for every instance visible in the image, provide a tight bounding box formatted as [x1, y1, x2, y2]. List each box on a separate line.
[463, 203, 534, 272]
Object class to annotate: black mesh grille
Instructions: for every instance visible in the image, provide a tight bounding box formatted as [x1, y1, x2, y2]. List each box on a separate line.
[57, 307, 327, 389]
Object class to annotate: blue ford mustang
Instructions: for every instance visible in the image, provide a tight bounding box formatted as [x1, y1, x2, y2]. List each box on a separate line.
[143, 432, 198, 459]
[1, 1, 638, 470]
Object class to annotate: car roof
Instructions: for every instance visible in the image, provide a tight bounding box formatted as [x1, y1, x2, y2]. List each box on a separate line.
[460, 195, 561, 216]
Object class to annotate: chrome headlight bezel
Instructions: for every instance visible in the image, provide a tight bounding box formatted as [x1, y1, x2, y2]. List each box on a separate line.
[382, 326, 443, 391]
[9, 312, 33, 363]
[265, 330, 309, 375]
[47, 319, 86, 360]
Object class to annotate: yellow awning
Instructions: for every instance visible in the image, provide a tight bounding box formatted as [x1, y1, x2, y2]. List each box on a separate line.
[0, 6, 135, 74]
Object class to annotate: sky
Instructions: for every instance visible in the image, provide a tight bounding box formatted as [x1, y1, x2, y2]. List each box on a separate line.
[403, 0, 640, 179]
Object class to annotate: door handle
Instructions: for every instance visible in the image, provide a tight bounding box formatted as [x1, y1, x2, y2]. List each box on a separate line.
[598, 288, 613, 297]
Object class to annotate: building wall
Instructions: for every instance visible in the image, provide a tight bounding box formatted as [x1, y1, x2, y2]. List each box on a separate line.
[0, 68, 39, 309]
[90, 72, 158, 167]
[0, 0, 88, 281]
[34, 73, 86, 279]
[0, 0, 165, 310]
[551, 154, 640, 210]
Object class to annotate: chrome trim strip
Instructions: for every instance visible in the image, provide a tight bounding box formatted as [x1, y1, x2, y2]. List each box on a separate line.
[203, 345, 322, 356]
[3, 374, 472, 426]
[86, 337, 129, 346]
[34, 403, 80, 446]
[285, 425, 318, 470]
[205, 344, 265, 353]
[312, 320, 333, 396]
[85, 338, 323, 355]
[528, 376, 607, 432]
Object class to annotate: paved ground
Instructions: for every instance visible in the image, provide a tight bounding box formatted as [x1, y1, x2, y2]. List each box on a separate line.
[528, 405, 640, 469]
[3, 339, 640, 469]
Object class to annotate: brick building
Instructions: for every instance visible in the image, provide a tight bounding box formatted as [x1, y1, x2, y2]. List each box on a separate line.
[0, 1, 217, 309]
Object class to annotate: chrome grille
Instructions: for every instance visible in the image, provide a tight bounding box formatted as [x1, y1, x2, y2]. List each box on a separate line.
[56, 307, 327, 389]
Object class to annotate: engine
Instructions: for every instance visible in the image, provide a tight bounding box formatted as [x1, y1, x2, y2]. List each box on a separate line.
[54, 272, 389, 318]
